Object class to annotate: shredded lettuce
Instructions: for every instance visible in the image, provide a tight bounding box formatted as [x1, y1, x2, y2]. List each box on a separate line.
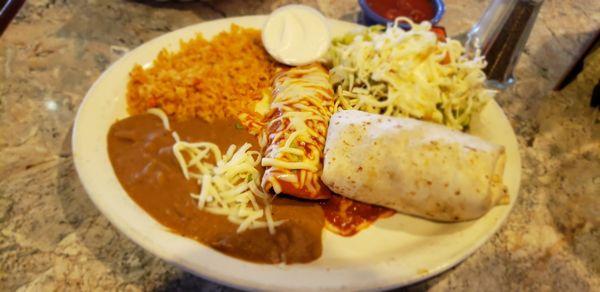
[326, 17, 495, 130]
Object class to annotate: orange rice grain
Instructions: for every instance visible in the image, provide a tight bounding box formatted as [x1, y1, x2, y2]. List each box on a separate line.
[126, 24, 283, 122]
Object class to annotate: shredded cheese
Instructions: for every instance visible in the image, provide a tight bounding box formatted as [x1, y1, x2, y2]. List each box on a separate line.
[254, 89, 273, 117]
[149, 108, 283, 234]
[327, 17, 495, 130]
[147, 108, 171, 130]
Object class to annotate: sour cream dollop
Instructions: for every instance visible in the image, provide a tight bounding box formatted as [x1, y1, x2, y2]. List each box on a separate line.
[262, 5, 331, 66]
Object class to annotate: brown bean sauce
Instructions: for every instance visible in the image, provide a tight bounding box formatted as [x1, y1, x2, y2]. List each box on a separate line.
[107, 114, 324, 264]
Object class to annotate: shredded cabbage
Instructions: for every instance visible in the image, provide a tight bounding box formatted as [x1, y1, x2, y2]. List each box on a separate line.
[326, 17, 495, 130]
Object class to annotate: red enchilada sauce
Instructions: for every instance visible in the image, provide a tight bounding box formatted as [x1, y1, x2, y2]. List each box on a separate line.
[366, 0, 435, 23]
[320, 194, 395, 236]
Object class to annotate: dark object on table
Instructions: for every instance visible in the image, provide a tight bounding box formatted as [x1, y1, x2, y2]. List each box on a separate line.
[358, 0, 445, 26]
[465, 0, 544, 90]
[0, 0, 25, 36]
[592, 82, 600, 108]
[482, 1, 539, 84]
[555, 32, 600, 91]
[553, 31, 599, 109]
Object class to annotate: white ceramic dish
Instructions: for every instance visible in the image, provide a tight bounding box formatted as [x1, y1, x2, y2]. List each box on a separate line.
[72, 16, 521, 291]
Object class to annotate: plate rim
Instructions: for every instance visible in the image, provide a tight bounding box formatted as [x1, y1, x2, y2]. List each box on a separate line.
[72, 15, 522, 291]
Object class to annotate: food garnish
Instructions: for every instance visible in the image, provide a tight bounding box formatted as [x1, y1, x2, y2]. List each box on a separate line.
[327, 17, 495, 130]
[262, 5, 331, 66]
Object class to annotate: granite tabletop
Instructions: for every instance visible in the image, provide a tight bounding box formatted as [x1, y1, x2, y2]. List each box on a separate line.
[1, 0, 599, 291]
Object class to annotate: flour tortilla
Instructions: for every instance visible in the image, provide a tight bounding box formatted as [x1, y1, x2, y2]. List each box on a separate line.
[322, 110, 508, 222]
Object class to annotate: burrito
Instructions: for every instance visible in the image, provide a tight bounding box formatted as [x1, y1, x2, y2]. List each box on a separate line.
[321, 110, 509, 221]
[261, 63, 334, 200]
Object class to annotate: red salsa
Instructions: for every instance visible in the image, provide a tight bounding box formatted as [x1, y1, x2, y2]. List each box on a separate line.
[320, 194, 395, 236]
[366, 0, 435, 23]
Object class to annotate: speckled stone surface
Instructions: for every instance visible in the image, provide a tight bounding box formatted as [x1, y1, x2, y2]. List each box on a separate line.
[1, 0, 599, 290]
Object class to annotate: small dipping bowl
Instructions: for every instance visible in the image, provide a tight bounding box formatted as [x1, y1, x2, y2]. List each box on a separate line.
[359, 0, 445, 26]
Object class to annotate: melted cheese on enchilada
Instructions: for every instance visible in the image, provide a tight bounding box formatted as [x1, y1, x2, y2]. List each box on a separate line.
[261, 63, 334, 199]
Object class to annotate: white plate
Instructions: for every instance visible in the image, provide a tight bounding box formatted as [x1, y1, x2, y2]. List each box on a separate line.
[72, 16, 521, 291]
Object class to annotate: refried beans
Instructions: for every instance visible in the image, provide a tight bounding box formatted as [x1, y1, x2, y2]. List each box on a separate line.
[107, 114, 324, 264]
